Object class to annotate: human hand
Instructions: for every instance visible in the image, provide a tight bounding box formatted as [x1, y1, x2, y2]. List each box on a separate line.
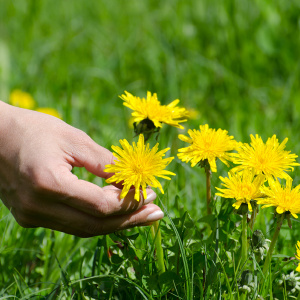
[0, 101, 164, 237]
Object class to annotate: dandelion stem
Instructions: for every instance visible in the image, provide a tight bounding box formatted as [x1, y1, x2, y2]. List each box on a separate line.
[205, 164, 212, 215]
[239, 214, 248, 300]
[249, 203, 257, 232]
[151, 220, 165, 274]
[241, 213, 248, 268]
[262, 214, 284, 276]
[252, 253, 258, 300]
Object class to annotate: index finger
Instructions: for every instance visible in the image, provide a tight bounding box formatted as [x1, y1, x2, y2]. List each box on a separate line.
[64, 129, 117, 180]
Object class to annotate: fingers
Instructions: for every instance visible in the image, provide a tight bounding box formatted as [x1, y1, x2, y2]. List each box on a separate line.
[57, 170, 156, 217]
[14, 203, 164, 238]
[65, 131, 116, 180]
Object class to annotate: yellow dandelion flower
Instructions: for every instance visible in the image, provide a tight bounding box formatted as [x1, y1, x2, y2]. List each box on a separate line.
[177, 124, 238, 172]
[231, 134, 299, 181]
[104, 134, 176, 202]
[9, 89, 36, 109]
[257, 178, 300, 218]
[295, 241, 300, 272]
[215, 170, 265, 211]
[36, 107, 62, 119]
[120, 91, 189, 129]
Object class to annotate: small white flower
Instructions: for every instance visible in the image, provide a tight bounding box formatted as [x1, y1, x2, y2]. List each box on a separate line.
[239, 285, 251, 293]
[278, 271, 300, 294]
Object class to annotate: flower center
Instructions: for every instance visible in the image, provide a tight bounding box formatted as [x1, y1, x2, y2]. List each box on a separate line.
[283, 193, 292, 205]
[241, 185, 252, 196]
[203, 140, 212, 149]
[237, 183, 255, 199]
[195, 138, 214, 154]
[259, 157, 266, 165]
[132, 163, 144, 175]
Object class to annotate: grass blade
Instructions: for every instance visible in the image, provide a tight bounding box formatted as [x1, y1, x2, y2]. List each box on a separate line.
[159, 197, 191, 300]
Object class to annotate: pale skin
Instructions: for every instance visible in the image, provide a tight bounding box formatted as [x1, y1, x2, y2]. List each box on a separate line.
[0, 101, 164, 237]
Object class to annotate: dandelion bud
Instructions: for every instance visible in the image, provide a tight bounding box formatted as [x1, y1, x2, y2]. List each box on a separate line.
[133, 119, 158, 142]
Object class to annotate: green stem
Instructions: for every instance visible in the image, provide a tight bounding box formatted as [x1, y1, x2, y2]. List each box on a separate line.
[151, 220, 165, 274]
[249, 203, 257, 232]
[241, 213, 248, 268]
[297, 289, 300, 300]
[262, 214, 284, 276]
[252, 253, 258, 300]
[205, 165, 212, 215]
[240, 213, 248, 300]
[241, 291, 247, 300]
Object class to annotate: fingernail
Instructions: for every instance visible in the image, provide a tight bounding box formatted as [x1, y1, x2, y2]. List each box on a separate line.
[144, 190, 156, 204]
[146, 210, 164, 222]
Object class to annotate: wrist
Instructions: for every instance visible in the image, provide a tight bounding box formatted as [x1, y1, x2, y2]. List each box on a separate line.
[0, 100, 18, 137]
[0, 101, 23, 160]
[0, 100, 12, 132]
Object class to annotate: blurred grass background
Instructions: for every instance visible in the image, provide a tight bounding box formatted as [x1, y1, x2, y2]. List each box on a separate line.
[2, 0, 300, 143]
[1, 0, 300, 296]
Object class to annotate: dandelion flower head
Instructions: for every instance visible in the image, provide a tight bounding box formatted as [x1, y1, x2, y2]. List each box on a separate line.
[120, 91, 189, 129]
[9, 89, 36, 110]
[104, 134, 176, 202]
[177, 124, 238, 172]
[36, 107, 62, 119]
[257, 178, 300, 218]
[216, 169, 265, 211]
[295, 241, 300, 272]
[231, 134, 299, 181]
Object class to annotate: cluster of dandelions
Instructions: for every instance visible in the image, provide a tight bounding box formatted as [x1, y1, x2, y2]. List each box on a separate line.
[101, 90, 300, 291]
[174, 117, 300, 296]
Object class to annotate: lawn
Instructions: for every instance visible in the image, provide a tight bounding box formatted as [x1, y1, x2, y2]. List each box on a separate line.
[1, 0, 300, 299]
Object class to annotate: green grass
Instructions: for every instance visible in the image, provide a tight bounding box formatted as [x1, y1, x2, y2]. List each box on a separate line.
[1, 0, 300, 298]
